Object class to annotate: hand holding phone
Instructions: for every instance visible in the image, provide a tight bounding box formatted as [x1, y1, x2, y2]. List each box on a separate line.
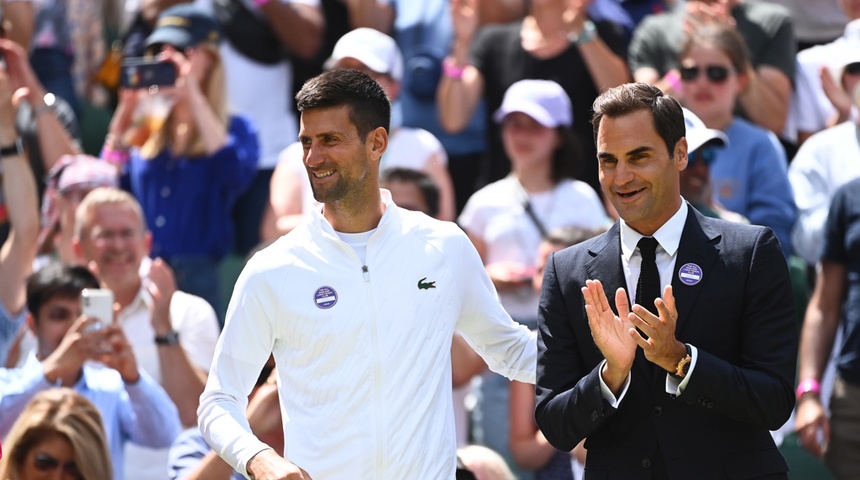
[121, 58, 178, 89]
[81, 288, 114, 332]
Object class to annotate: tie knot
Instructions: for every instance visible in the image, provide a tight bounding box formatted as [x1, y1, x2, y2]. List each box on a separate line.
[638, 236, 659, 261]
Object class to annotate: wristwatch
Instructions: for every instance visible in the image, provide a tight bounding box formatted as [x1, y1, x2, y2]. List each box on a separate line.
[568, 20, 597, 46]
[0, 137, 24, 158]
[673, 344, 692, 379]
[154, 330, 180, 346]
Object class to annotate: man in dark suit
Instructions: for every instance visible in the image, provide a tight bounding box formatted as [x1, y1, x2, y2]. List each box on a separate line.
[535, 83, 798, 480]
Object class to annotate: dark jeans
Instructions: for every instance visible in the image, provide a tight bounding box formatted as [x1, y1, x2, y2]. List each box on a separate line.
[232, 168, 274, 256]
[30, 48, 81, 121]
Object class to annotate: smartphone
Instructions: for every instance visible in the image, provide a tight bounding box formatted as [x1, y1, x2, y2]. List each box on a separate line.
[121, 58, 177, 89]
[81, 288, 114, 331]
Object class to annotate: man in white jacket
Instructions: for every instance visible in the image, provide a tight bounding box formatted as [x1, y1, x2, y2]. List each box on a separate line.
[198, 69, 537, 480]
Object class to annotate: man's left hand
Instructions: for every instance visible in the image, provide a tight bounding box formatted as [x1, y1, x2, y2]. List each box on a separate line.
[627, 285, 687, 373]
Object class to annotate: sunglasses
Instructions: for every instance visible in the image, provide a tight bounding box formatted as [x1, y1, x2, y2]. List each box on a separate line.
[33, 453, 82, 478]
[689, 147, 717, 166]
[680, 65, 733, 83]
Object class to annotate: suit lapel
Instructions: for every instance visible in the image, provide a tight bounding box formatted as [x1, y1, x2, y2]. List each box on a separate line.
[672, 207, 721, 336]
[585, 223, 627, 311]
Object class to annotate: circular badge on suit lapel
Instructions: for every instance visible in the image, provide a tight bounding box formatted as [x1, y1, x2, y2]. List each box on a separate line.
[678, 263, 703, 286]
[314, 286, 338, 309]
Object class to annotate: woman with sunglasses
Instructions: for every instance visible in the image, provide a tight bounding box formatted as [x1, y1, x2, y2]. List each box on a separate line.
[678, 23, 797, 258]
[0, 388, 112, 480]
[101, 5, 259, 319]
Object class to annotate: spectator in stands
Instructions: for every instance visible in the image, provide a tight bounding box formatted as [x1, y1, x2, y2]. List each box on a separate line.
[0, 263, 182, 479]
[629, 0, 795, 135]
[0, 388, 113, 480]
[678, 23, 796, 256]
[73, 186, 220, 480]
[102, 4, 259, 318]
[437, 0, 629, 196]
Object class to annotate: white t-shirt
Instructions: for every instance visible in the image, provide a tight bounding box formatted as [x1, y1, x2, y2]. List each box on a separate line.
[195, 0, 321, 170]
[459, 176, 609, 320]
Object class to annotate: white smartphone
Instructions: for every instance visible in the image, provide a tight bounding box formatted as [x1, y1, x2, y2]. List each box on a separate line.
[81, 288, 114, 331]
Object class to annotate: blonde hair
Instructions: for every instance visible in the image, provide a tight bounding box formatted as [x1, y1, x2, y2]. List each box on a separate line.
[73, 186, 148, 240]
[0, 388, 113, 480]
[140, 43, 229, 159]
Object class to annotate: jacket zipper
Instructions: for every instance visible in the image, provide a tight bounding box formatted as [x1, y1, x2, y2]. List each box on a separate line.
[363, 264, 384, 477]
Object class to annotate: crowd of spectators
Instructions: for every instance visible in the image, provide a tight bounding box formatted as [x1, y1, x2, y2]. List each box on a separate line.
[0, 0, 859, 478]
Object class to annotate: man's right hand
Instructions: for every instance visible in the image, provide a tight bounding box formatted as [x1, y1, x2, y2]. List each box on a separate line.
[247, 449, 313, 480]
[581, 280, 636, 394]
[795, 395, 830, 458]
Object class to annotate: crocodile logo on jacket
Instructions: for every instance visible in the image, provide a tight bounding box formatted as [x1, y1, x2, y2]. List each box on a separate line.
[417, 277, 436, 290]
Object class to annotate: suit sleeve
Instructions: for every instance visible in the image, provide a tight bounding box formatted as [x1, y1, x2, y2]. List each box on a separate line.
[534, 251, 616, 451]
[678, 228, 798, 430]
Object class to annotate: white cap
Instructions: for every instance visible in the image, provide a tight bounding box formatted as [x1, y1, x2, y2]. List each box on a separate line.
[683, 107, 728, 153]
[826, 41, 860, 88]
[493, 79, 573, 127]
[326, 28, 404, 82]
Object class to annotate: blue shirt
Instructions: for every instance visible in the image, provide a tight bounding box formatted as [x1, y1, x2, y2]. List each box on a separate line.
[123, 115, 259, 259]
[0, 353, 182, 480]
[710, 118, 797, 257]
[168, 428, 244, 480]
[822, 178, 860, 385]
[0, 301, 25, 367]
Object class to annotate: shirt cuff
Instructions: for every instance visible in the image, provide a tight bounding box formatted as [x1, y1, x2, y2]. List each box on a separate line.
[598, 359, 631, 408]
[665, 344, 698, 395]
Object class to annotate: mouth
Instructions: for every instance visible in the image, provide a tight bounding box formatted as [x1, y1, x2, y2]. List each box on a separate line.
[616, 187, 645, 199]
[311, 169, 335, 179]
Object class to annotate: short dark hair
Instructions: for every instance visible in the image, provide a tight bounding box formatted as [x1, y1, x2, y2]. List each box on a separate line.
[295, 69, 391, 140]
[591, 83, 685, 158]
[26, 264, 100, 319]
[380, 167, 440, 217]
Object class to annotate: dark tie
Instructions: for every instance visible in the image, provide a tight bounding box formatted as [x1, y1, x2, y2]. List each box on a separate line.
[635, 237, 661, 316]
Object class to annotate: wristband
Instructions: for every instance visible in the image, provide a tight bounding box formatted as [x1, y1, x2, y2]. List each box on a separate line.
[102, 146, 130, 166]
[442, 57, 466, 80]
[664, 70, 682, 93]
[795, 378, 821, 399]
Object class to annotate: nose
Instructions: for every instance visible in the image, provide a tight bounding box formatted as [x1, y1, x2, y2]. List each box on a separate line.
[304, 143, 323, 168]
[613, 160, 635, 186]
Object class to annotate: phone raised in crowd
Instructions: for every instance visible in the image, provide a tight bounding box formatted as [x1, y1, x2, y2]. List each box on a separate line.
[121, 58, 177, 89]
[81, 288, 114, 332]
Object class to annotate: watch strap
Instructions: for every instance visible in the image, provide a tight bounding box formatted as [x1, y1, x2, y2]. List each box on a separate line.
[672, 344, 692, 379]
[0, 138, 24, 158]
[154, 330, 180, 346]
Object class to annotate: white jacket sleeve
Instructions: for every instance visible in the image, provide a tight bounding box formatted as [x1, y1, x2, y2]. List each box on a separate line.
[451, 232, 537, 384]
[197, 263, 278, 478]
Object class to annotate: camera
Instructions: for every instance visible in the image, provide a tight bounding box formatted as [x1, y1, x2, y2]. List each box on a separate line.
[121, 58, 177, 89]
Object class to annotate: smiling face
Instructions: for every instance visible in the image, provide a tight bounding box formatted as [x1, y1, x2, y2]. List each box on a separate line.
[299, 105, 382, 208]
[597, 109, 687, 236]
[75, 203, 150, 292]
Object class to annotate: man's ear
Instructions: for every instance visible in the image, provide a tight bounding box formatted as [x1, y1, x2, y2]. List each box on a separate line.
[26, 312, 38, 334]
[675, 137, 689, 171]
[367, 126, 388, 163]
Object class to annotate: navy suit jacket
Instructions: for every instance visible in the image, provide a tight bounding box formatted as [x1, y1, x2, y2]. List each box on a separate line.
[535, 206, 798, 480]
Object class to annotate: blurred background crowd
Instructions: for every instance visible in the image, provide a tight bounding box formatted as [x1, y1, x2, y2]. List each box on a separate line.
[0, 0, 858, 478]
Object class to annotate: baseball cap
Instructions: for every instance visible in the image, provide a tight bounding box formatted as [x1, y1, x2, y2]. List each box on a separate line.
[326, 28, 404, 82]
[826, 42, 860, 87]
[145, 4, 221, 51]
[683, 107, 728, 153]
[492, 80, 573, 127]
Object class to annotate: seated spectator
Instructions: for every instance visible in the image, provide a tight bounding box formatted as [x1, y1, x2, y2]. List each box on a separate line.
[458, 79, 609, 475]
[0, 263, 182, 478]
[102, 4, 258, 318]
[628, 0, 795, 135]
[678, 23, 796, 256]
[0, 387, 113, 480]
[790, 51, 860, 265]
[36, 154, 119, 266]
[72, 186, 220, 480]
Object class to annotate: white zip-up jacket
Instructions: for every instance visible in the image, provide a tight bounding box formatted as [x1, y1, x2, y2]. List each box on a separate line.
[199, 192, 536, 479]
